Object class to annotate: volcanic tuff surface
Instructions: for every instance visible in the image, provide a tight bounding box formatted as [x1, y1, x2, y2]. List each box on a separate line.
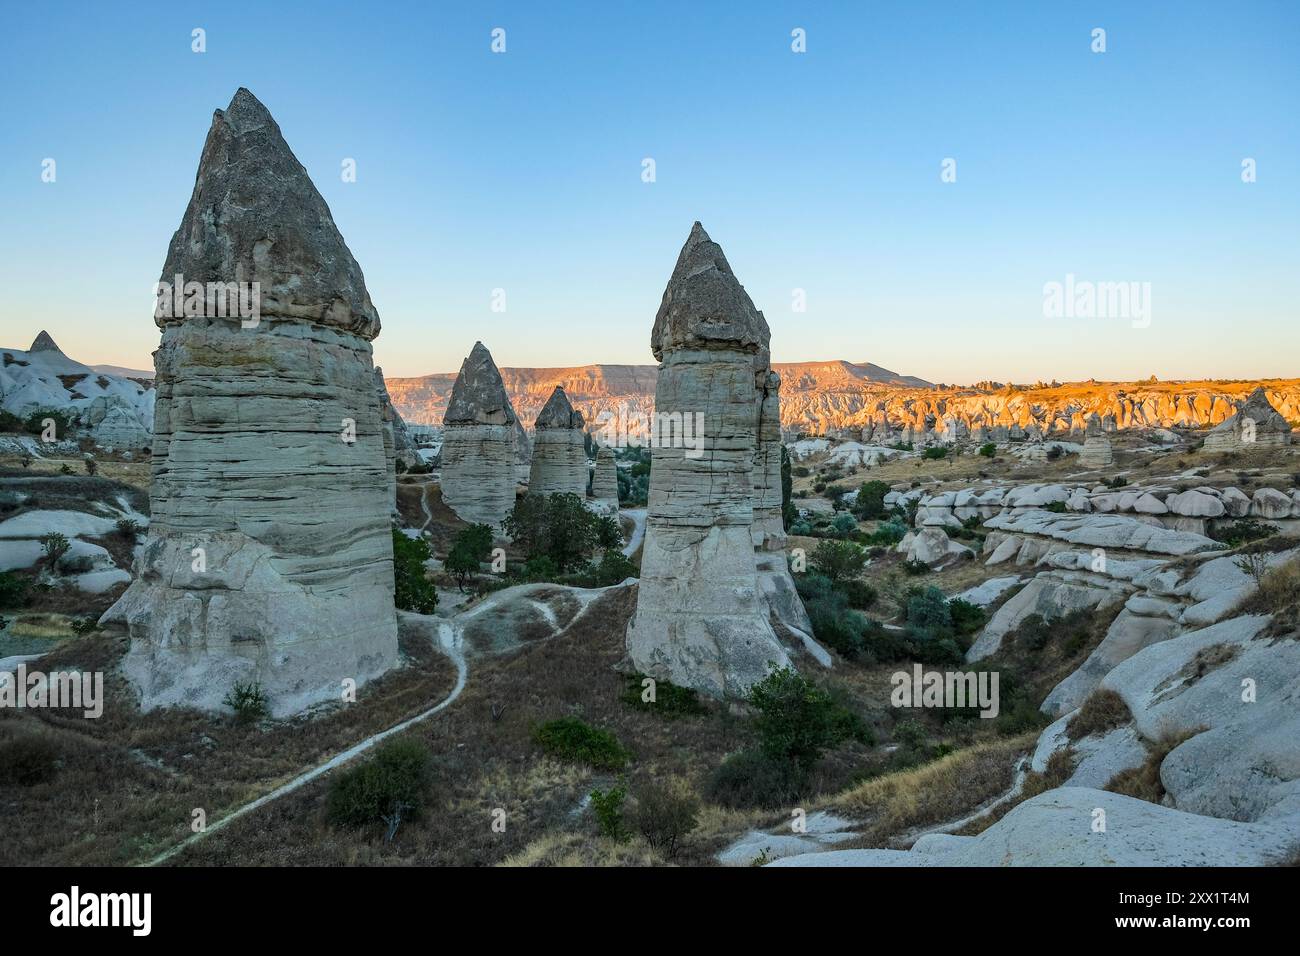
[104, 88, 399, 717]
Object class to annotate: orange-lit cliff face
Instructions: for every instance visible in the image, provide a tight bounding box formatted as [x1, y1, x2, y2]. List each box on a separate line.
[384, 362, 1300, 438]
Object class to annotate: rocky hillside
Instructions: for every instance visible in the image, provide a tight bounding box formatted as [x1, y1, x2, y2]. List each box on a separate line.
[386, 361, 1300, 438]
[1, 332, 154, 451]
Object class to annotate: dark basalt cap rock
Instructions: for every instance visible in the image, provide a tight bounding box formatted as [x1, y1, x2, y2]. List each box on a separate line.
[534, 386, 585, 430]
[444, 341, 518, 426]
[29, 330, 62, 353]
[159, 88, 381, 339]
[651, 222, 770, 362]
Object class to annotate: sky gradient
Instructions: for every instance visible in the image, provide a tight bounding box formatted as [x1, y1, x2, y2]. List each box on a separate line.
[2, 1, 1297, 383]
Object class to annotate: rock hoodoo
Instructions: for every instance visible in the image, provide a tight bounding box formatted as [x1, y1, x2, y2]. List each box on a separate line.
[527, 386, 589, 497]
[625, 222, 791, 699]
[1078, 413, 1113, 468]
[590, 444, 620, 514]
[103, 88, 399, 717]
[1203, 386, 1293, 451]
[440, 341, 520, 527]
[752, 363, 785, 549]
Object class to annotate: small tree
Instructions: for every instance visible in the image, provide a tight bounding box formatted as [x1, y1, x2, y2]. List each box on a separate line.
[392, 530, 437, 613]
[811, 539, 867, 583]
[855, 480, 890, 519]
[444, 523, 494, 592]
[1236, 550, 1270, 588]
[83, 457, 97, 476]
[40, 532, 71, 571]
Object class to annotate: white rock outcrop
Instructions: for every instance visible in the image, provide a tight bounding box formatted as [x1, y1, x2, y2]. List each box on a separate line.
[589, 444, 619, 514]
[103, 88, 399, 718]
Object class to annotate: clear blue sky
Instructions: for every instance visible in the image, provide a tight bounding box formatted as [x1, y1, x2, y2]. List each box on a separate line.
[2, 1, 1297, 383]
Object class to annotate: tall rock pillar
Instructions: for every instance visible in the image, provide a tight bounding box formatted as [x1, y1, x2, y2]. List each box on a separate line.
[104, 88, 399, 717]
[439, 341, 520, 527]
[625, 223, 790, 699]
[527, 386, 589, 497]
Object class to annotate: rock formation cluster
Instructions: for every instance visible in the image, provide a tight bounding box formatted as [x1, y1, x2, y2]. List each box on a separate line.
[103, 88, 399, 717]
[440, 341, 520, 527]
[625, 223, 793, 699]
[527, 386, 589, 497]
[1078, 413, 1113, 468]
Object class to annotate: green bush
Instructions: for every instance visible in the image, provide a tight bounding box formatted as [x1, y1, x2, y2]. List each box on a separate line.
[749, 666, 868, 772]
[392, 530, 438, 613]
[23, 408, 77, 438]
[1210, 519, 1279, 548]
[222, 681, 269, 723]
[839, 577, 877, 610]
[922, 446, 948, 460]
[704, 748, 803, 810]
[867, 518, 908, 546]
[948, 598, 986, 636]
[978, 442, 996, 457]
[0, 571, 28, 609]
[589, 784, 628, 841]
[114, 518, 142, 543]
[326, 738, 432, 830]
[622, 673, 708, 718]
[533, 717, 630, 770]
[0, 409, 25, 433]
[1043, 500, 1068, 513]
[0, 734, 61, 786]
[629, 780, 700, 858]
[830, 512, 857, 535]
[902, 558, 931, 576]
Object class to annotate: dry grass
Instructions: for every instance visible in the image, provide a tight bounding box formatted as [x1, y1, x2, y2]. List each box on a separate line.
[0, 624, 457, 866]
[1065, 688, 1132, 741]
[1105, 728, 1203, 804]
[499, 831, 664, 867]
[956, 745, 1076, 837]
[832, 733, 1035, 847]
[1233, 556, 1300, 638]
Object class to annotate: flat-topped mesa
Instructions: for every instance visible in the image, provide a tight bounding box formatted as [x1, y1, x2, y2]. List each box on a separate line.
[627, 223, 793, 700]
[1079, 412, 1114, 468]
[590, 444, 619, 515]
[527, 386, 589, 498]
[1203, 386, 1293, 451]
[103, 88, 398, 718]
[440, 341, 519, 526]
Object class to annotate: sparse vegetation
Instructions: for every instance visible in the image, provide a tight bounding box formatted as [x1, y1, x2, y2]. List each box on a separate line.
[533, 717, 631, 770]
[1065, 689, 1132, 741]
[222, 681, 269, 724]
[628, 779, 700, 858]
[1212, 519, 1279, 547]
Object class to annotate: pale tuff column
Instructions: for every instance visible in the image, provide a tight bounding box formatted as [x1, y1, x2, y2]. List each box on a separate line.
[439, 341, 520, 527]
[625, 222, 790, 699]
[528, 386, 589, 497]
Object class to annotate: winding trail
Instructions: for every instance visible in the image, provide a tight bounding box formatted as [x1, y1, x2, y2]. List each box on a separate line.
[621, 508, 647, 558]
[418, 481, 435, 533]
[144, 622, 468, 867]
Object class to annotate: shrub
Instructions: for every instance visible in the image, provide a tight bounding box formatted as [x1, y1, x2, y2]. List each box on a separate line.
[902, 558, 930, 576]
[1013, 612, 1052, 652]
[39, 532, 71, 570]
[1211, 519, 1279, 548]
[533, 717, 630, 770]
[792, 465, 810, 478]
[811, 539, 867, 582]
[222, 681, 269, 723]
[392, 530, 438, 613]
[582, 548, 637, 587]
[749, 666, 867, 772]
[589, 784, 628, 841]
[948, 598, 986, 636]
[0, 409, 24, 433]
[1104, 475, 1128, 489]
[922, 447, 948, 460]
[622, 673, 708, 718]
[868, 519, 908, 546]
[23, 408, 77, 438]
[1046, 445, 1064, 461]
[830, 512, 857, 535]
[1066, 689, 1132, 741]
[629, 780, 700, 858]
[83, 457, 97, 476]
[326, 738, 432, 832]
[58, 553, 94, 575]
[1043, 500, 1068, 513]
[115, 517, 142, 543]
[704, 748, 802, 809]
[59, 464, 73, 475]
[0, 571, 28, 609]
[978, 442, 996, 457]
[0, 734, 61, 786]
[70, 617, 99, 636]
[595, 513, 623, 549]
[840, 577, 877, 610]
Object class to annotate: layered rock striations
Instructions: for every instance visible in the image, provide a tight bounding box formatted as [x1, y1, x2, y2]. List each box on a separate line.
[1078, 413, 1113, 468]
[626, 223, 791, 699]
[104, 88, 399, 717]
[590, 444, 619, 514]
[527, 386, 589, 497]
[440, 341, 520, 527]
